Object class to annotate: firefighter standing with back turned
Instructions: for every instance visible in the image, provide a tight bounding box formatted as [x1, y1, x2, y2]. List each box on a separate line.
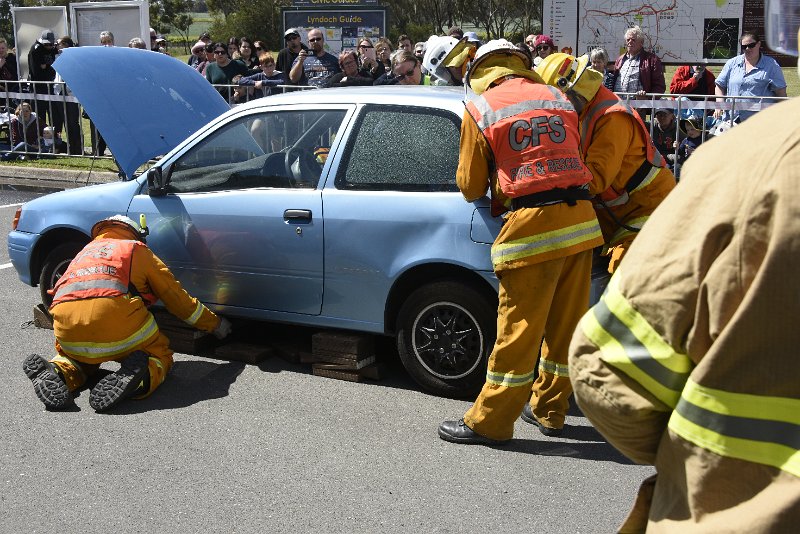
[567, 0, 800, 530]
[438, 40, 603, 445]
[23, 215, 232, 412]
[535, 52, 676, 274]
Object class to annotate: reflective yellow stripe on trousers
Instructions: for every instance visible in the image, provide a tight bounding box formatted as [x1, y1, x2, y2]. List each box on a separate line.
[670, 379, 800, 478]
[491, 220, 602, 267]
[486, 369, 536, 387]
[58, 314, 159, 359]
[580, 272, 694, 408]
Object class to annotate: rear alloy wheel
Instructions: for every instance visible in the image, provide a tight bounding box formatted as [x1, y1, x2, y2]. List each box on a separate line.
[396, 281, 496, 397]
[38, 242, 85, 307]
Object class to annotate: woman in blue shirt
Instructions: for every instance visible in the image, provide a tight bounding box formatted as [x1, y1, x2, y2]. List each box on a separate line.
[714, 32, 787, 121]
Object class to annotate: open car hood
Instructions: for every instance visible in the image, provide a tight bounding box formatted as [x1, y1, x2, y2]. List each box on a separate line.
[54, 47, 229, 179]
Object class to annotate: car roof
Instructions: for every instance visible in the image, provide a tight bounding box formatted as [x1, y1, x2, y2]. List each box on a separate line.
[234, 86, 468, 115]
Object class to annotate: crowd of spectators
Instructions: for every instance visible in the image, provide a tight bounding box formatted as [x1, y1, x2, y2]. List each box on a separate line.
[0, 24, 790, 164]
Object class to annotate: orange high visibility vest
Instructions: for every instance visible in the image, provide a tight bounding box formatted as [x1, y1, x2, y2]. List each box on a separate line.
[466, 78, 593, 198]
[50, 239, 156, 308]
[580, 86, 666, 202]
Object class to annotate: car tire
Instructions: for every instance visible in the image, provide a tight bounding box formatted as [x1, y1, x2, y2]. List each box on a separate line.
[396, 281, 496, 398]
[38, 242, 84, 307]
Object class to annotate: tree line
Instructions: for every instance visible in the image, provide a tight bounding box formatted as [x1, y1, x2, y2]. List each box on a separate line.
[0, 0, 544, 53]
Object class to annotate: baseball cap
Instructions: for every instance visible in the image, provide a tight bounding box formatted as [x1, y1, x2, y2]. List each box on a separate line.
[284, 28, 301, 39]
[38, 30, 55, 45]
[463, 31, 481, 45]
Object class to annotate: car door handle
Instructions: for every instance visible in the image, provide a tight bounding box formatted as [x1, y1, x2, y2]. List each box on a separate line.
[284, 209, 312, 223]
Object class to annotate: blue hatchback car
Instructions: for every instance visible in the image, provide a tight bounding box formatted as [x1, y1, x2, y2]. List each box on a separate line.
[8, 47, 506, 396]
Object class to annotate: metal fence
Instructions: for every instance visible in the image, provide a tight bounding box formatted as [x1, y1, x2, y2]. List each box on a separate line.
[0, 80, 788, 173]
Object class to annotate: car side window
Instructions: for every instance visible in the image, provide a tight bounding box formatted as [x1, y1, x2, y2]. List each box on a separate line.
[168, 109, 346, 193]
[335, 105, 460, 192]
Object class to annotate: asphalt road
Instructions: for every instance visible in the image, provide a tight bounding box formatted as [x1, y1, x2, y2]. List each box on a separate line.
[0, 186, 654, 533]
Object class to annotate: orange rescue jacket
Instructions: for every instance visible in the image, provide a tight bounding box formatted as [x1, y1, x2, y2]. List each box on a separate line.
[466, 78, 593, 198]
[50, 239, 157, 308]
[581, 86, 665, 204]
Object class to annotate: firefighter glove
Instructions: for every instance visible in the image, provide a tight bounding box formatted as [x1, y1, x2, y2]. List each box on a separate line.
[213, 317, 232, 340]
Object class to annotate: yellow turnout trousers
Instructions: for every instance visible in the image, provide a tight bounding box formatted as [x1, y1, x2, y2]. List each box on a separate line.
[50, 297, 175, 398]
[463, 249, 593, 440]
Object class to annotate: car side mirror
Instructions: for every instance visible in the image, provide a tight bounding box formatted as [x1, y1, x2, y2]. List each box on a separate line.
[147, 166, 167, 197]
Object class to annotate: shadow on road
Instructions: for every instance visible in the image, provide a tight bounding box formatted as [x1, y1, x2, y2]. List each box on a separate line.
[99, 359, 246, 414]
[501, 436, 633, 464]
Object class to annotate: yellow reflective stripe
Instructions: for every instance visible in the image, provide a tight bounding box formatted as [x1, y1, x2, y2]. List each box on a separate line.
[184, 301, 204, 326]
[486, 369, 536, 387]
[539, 358, 569, 377]
[629, 166, 661, 195]
[608, 216, 649, 246]
[491, 220, 602, 266]
[59, 315, 158, 359]
[581, 273, 693, 408]
[669, 379, 800, 477]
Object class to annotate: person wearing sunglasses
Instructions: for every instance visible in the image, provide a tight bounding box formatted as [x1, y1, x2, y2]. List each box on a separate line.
[524, 33, 538, 53]
[187, 40, 207, 69]
[356, 37, 383, 79]
[391, 51, 430, 85]
[714, 31, 787, 122]
[277, 28, 308, 84]
[531, 34, 555, 67]
[205, 42, 248, 100]
[289, 28, 340, 87]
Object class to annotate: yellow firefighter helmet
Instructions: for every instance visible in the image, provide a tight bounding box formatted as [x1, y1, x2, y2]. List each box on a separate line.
[535, 52, 603, 102]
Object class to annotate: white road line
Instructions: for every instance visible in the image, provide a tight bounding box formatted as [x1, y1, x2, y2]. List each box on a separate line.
[0, 262, 13, 270]
[0, 203, 23, 209]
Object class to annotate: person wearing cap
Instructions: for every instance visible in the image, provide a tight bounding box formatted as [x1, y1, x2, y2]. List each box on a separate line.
[277, 27, 308, 84]
[199, 32, 212, 45]
[536, 53, 675, 274]
[438, 40, 603, 445]
[27, 29, 57, 124]
[188, 40, 207, 68]
[462, 31, 482, 47]
[23, 215, 231, 413]
[532, 34, 556, 66]
[676, 115, 711, 169]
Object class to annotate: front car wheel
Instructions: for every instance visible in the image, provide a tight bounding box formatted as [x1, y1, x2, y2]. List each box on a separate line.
[396, 281, 496, 398]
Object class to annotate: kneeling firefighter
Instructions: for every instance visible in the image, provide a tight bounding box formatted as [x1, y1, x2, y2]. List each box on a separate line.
[23, 215, 232, 412]
[536, 53, 676, 273]
[438, 40, 604, 444]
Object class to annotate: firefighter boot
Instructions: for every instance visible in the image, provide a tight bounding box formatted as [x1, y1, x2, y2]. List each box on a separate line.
[89, 351, 151, 412]
[22, 354, 73, 409]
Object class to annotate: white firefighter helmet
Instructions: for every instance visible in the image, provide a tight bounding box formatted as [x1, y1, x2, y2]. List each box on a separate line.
[91, 214, 149, 241]
[422, 36, 460, 85]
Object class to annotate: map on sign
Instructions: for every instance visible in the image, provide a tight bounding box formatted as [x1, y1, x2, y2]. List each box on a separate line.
[546, 0, 746, 64]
